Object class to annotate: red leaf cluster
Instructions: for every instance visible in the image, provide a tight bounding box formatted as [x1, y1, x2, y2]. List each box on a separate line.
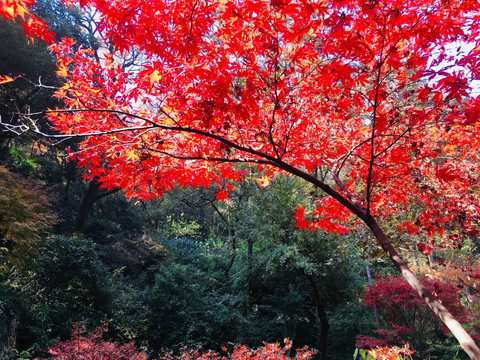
[34, 323, 147, 360]
[358, 275, 476, 350]
[0, 0, 55, 42]
[364, 275, 467, 325]
[416, 242, 433, 256]
[159, 339, 315, 360]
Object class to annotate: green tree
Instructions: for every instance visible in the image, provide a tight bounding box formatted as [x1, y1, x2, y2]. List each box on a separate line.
[221, 177, 368, 359]
[127, 257, 243, 355]
[18, 236, 114, 348]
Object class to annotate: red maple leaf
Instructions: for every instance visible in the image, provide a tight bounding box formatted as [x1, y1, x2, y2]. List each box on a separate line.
[215, 190, 229, 202]
[293, 206, 311, 232]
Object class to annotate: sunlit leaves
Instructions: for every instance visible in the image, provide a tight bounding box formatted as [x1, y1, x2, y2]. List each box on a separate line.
[9, 0, 480, 239]
[0, 0, 55, 42]
[355, 344, 415, 360]
[158, 339, 315, 360]
[0, 75, 17, 84]
[293, 206, 310, 232]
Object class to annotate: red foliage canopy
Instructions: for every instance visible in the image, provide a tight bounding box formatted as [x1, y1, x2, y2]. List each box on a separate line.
[44, 0, 480, 239]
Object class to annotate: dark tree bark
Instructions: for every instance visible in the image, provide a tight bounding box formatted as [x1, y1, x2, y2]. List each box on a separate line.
[306, 275, 330, 360]
[0, 316, 17, 360]
[74, 178, 120, 234]
[74, 179, 101, 234]
[365, 261, 379, 328]
[246, 237, 253, 311]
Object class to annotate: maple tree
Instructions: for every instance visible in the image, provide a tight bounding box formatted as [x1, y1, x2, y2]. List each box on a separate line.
[3, 0, 480, 357]
[357, 275, 477, 359]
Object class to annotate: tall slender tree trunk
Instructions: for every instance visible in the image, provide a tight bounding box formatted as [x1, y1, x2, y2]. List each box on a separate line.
[306, 275, 330, 360]
[273, 159, 480, 359]
[225, 234, 236, 281]
[0, 316, 17, 360]
[365, 215, 480, 360]
[365, 261, 379, 328]
[74, 178, 120, 234]
[74, 179, 101, 234]
[246, 238, 253, 311]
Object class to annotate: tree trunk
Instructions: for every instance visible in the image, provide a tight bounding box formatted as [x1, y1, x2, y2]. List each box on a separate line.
[225, 234, 236, 281]
[365, 261, 379, 328]
[271, 160, 480, 358]
[74, 179, 120, 234]
[365, 215, 480, 360]
[306, 275, 330, 360]
[0, 315, 17, 360]
[246, 238, 253, 311]
[74, 179, 101, 234]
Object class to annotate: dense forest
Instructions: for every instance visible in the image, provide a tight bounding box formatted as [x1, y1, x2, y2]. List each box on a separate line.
[2, 1, 480, 360]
